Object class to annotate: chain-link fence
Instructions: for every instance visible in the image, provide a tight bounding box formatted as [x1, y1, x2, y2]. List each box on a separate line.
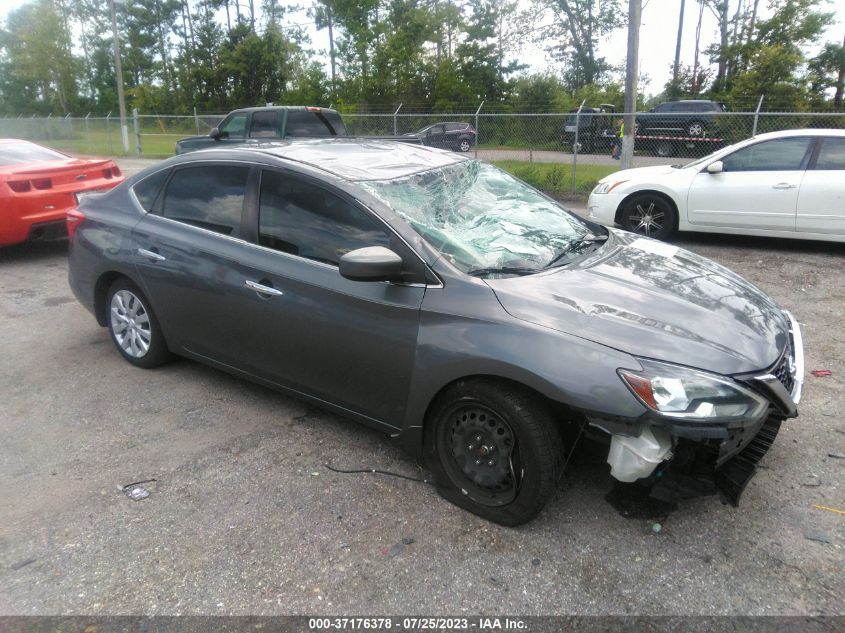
[3, 109, 844, 195]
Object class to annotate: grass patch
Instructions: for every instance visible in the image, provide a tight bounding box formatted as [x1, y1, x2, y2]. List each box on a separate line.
[492, 160, 617, 196]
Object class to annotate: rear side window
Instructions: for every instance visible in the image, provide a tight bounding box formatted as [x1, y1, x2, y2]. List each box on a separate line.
[721, 138, 812, 172]
[161, 166, 249, 237]
[284, 110, 346, 137]
[133, 169, 169, 211]
[447, 123, 466, 131]
[814, 137, 845, 170]
[250, 111, 278, 138]
[258, 170, 390, 266]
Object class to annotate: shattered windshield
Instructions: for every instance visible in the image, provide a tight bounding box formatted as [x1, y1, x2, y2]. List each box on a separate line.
[359, 160, 596, 274]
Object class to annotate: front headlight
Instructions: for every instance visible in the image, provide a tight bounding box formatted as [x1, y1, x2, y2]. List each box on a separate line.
[592, 180, 628, 194]
[619, 359, 768, 421]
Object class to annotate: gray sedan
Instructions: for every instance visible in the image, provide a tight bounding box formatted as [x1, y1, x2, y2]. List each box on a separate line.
[67, 139, 803, 525]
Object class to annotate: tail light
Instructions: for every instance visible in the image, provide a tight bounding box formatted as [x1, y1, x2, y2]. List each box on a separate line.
[111, 165, 122, 177]
[32, 178, 52, 190]
[8, 180, 32, 193]
[468, 126, 477, 134]
[102, 168, 113, 179]
[66, 208, 86, 240]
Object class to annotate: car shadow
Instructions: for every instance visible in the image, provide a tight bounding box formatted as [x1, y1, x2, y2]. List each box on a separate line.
[673, 231, 845, 256]
[0, 239, 69, 263]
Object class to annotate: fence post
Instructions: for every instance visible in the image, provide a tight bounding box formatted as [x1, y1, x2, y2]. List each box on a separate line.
[751, 95, 764, 137]
[572, 100, 586, 194]
[194, 106, 200, 135]
[133, 108, 141, 156]
[85, 113, 90, 152]
[65, 113, 73, 151]
[106, 112, 113, 155]
[393, 103, 403, 136]
[474, 101, 484, 156]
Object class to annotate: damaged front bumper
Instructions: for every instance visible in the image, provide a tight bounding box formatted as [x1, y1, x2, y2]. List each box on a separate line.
[600, 311, 804, 505]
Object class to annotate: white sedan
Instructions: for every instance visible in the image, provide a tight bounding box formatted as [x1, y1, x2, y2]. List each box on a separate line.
[587, 128, 845, 242]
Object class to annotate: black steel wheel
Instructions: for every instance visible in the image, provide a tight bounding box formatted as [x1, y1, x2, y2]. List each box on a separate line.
[427, 379, 563, 526]
[620, 194, 677, 240]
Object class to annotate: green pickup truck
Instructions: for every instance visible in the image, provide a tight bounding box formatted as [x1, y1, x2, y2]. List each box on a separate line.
[175, 106, 419, 154]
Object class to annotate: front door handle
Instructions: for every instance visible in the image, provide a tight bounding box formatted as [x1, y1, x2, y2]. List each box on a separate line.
[245, 279, 284, 297]
[137, 248, 166, 262]
[772, 182, 797, 189]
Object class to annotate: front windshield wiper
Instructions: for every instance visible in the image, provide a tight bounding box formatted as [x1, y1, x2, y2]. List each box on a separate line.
[545, 234, 609, 269]
[467, 266, 538, 278]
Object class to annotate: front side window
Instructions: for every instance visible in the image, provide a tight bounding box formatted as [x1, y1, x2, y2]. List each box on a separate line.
[360, 160, 593, 274]
[250, 111, 278, 138]
[219, 114, 247, 139]
[258, 171, 390, 266]
[161, 166, 249, 237]
[721, 137, 812, 172]
[814, 137, 845, 170]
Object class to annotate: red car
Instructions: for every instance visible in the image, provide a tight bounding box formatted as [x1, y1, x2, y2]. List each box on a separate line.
[0, 139, 123, 247]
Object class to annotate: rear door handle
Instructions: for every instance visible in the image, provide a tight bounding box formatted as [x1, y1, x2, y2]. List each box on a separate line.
[245, 279, 284, 297]
[772, 183, 797, 189]
[137, 248, 166, 262]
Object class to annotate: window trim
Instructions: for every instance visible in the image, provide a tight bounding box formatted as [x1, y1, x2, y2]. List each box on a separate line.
[717, 136, 816, 173]
[253, 167, 441, 287]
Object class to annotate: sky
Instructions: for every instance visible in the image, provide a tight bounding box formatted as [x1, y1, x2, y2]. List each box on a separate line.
[0, 0, 843, 101]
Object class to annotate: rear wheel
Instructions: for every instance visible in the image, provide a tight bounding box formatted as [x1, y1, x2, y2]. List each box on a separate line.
[107, 279, 172, 368]
[427, 379, 563, 526]
[459, 138, 472, 152]
[620, 194, 676, 240]
[687, 120, 706, 137]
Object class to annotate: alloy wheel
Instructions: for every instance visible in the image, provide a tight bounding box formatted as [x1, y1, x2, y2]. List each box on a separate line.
[110, 289, 152, 358]
[629, 201, 666, 236]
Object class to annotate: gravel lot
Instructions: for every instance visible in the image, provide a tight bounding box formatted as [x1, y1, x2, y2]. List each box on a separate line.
[0, 157, 843, 616]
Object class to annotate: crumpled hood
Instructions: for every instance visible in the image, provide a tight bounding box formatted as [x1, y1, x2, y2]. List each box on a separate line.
[485, 230, 788, 375]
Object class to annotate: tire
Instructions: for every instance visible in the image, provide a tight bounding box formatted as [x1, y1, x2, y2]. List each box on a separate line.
[106, 278, 172, 368]
[687, 120, 706, 137]
[425, 378, 563, 526]
[656, 141, 674, 158]
[458, 138, 472, 152]
[620, 194, 677, 240]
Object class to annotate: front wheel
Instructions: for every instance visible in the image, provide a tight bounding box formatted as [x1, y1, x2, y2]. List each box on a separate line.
[107, 279, 173, 368]
[426, 379, 563, 526]
[619, 194, 677, 240]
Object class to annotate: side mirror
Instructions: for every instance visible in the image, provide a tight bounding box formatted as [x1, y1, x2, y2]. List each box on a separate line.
[707, 161, 724, 174]
[339, 246, 403, 282]
[209, 127, 222, 140]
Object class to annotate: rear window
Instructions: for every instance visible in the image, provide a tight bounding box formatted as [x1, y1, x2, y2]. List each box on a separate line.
[284, 110, 347, 137]
[0, 141, 68, 166]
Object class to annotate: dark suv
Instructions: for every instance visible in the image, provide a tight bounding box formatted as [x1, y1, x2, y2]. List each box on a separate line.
[638, 100, 727, 137]
[176, 107, 348, 154]
[406, 122, 477, 152]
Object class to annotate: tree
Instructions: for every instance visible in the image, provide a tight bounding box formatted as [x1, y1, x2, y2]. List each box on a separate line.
[536, 0, 626, 89]
[0, 0, 80, 113]
[808, 36, 845, 109]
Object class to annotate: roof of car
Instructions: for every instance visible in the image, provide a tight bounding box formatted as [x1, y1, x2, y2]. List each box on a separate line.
[228, 106, 340, 114]
[197, 138, 470, 181]
[752, 128, 845, 141]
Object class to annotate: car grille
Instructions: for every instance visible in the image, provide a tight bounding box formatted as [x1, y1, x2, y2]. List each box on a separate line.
[771, 340, 795, 395]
